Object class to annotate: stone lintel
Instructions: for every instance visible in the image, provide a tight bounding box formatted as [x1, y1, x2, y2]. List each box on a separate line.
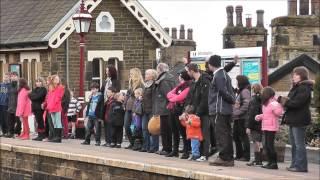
[271, 16, 320, 27]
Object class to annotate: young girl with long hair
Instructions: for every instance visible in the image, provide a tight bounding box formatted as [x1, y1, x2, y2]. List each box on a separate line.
[16, 78, 32, 140]
[255, 87, 283, 169]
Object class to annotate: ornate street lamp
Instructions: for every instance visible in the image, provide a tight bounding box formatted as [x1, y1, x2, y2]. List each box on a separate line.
[72, 0, 92, 117]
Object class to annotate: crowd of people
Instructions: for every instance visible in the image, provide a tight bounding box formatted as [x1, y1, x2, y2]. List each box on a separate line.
[0, 55, 314, 172]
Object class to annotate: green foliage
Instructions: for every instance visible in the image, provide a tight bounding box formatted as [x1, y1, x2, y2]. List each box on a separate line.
[306, 73, 320, 144]
[314, 73, 320, 122]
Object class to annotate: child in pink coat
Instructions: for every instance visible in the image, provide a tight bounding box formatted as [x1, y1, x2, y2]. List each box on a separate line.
[16, 78, 32, 140]
[255, 87, 283, 170]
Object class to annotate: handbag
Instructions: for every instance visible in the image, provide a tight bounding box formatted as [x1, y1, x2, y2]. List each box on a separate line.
[148, 115, 160, 135]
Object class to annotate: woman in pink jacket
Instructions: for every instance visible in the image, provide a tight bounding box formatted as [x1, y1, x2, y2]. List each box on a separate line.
[45, 75, 64, 143]
[166, 70, 191, 158]
[16, 78, 32, 140]
[255, 87, 283, 170]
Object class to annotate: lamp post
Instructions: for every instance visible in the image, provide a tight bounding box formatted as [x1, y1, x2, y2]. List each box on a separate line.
[72, 0, 92, 117]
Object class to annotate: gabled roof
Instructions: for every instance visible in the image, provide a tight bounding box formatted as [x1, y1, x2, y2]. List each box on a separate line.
[0, 0, 78, 47]
[269, 54, 320, 84]
[1, 0, 172, 50]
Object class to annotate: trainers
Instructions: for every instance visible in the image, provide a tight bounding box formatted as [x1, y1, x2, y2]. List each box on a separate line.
[115, 144, 121, 148]
[103, 143, 111, 147]
[196, 156, 207, 162]
[209, 157, 234, 167]
[81, 141, 90, 145]
[180, 153, 189, 159]
[262, 163, 278, 169]
[188, 155, 199, 161]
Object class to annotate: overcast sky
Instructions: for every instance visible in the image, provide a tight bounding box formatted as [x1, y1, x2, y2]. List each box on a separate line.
[140, 0, 288, 52]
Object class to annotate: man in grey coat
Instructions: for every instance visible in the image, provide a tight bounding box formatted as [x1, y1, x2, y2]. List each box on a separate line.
[153, 63, 176, 156]
[207, 55, 236, 167]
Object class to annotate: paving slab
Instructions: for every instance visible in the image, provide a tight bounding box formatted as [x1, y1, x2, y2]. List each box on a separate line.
[0, 137, 319, 180]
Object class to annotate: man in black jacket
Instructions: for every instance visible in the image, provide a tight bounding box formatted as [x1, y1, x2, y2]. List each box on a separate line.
[185, 63, 211, 161]
[153, 63, 176, 156]
[208, 55, 235, 167]
[5, 72, 21, 138]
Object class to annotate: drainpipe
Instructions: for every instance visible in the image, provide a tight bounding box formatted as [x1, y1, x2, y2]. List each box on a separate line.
[65, 38, 69, 86]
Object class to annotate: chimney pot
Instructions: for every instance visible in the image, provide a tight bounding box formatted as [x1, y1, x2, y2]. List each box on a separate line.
[256, 10, 264, 28]
[179, 24, 185, 39]
[245, 14, 252, 28]
[171, 27, 177, 39]
[187, 29, 193, 40]
[300, 0, 310, 15]
[288, 0, 297, 16]
[226, 6, 234, 27]
[235, 5, 243, 27]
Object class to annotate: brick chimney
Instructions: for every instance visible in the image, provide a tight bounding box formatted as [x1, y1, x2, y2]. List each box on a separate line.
[288, 0, 297, 16]
[300, 0, 310, 15]
[245, 14, 252, 28]
[187, 28, 193, 40]
[256, 10, 264, 28]
[171, 27, 177, 39]
[235, 6, 243, 27]
[311, 0, 320, 15]
[179, 24, 185, 39]
[226, 6, 234, 27]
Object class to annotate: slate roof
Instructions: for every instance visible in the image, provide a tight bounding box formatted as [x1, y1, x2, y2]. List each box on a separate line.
[269, 54, 320, 84]
[0, 0, 78, 47]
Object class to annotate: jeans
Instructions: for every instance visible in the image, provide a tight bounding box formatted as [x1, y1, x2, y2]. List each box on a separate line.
[264, 131, 277, 164]
[233, 119, 250, 159]
[191, 139, 200, 158]
[33, 110, 45, 132]
[124, 111, 133, 145]
[104, 120, 113, 144]
[112, 126, 123, 144]
[50, 112, 62, 128]
[142, 113, 159, 151]
[8, 112, 21, 135]
[289, 126, 308, 171]
[85, 117, 102, 143]
[0, 105, 8, 134]
[160, 115, 172, 152]
[200, 115, 210, 158]
[211, 114, 234, 161]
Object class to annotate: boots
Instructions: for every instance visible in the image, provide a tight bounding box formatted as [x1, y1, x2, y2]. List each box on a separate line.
[33, 132, 45, 141]
[50, 129, 62, 143]
[247, 152, 263, 166]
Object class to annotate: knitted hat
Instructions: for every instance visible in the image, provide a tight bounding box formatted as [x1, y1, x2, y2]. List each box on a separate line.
[208, 55, 221, 67]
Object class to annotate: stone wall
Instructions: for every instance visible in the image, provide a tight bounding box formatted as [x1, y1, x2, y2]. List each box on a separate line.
[270, 16, 320, 67]
[223, 28, 266, 48]
[49, 0, 159, 93]
[0, 144, 230, 180]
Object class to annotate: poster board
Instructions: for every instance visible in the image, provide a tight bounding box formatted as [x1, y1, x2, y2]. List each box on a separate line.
[9, 64, 22, 77]
[241, 58, 261, 84]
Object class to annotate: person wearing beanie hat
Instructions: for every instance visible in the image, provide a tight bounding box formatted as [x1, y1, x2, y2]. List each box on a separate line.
[208, 54, 236, 167]
[166, 69, 192, 158]
[178, 70, 192, 81]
